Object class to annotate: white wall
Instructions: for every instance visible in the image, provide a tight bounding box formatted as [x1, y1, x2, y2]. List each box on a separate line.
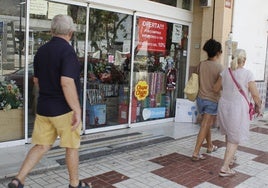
[232, 0, 268, 81]
[89, 0, 193, 24]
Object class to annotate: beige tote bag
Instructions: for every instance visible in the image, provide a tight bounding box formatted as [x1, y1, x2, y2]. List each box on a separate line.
[183, 73, 199, 101]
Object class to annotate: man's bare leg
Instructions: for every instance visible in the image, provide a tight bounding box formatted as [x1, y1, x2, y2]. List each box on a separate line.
[12, 145, 50, 186]
[66, 148, 79, 187]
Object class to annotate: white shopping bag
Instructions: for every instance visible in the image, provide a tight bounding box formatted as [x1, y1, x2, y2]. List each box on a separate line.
[175, 98, 197, 123]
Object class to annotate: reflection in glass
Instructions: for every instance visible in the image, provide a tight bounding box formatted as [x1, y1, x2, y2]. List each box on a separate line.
[150, 0, 177, 7]
[28, 2, 87, 136]
[0, 0, 26, 141]
[149, 0, 192, 10]
[132, 16, 189, 123]
[86, 8, 132, 128]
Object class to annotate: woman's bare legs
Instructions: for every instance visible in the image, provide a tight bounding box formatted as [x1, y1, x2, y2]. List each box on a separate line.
[221, 141, 238, 172]
[225, 135, 238, 166]
[206, 116, 217, 150]
[192, 113, 214, 157]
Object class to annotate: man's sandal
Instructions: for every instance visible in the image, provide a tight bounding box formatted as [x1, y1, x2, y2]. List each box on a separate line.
[191, 154, 206, 161]
[8, 177, 24, 188]
[69, 181, 90, 188]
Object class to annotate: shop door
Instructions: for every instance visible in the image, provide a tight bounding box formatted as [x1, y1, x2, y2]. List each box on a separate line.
[84, 7, 133, 133]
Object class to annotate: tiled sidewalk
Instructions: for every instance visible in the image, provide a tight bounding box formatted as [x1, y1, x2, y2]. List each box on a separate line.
[0, 118, 268, 187]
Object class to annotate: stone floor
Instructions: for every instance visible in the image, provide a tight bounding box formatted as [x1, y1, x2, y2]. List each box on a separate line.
[0, 116, 268, 188]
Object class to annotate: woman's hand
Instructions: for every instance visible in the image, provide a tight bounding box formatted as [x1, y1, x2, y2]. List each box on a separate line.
[213, 76, 222, 93]
[254, 103, 263, 117]
[249, 81, 262, 117]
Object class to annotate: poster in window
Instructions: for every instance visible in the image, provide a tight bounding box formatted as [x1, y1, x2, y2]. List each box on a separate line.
[137, 17, 167, 53]
[172, 24, 182, 44]
[166, 68, 177, 90]
[30, 0, 47, 16]
[48, 2, 68, 19]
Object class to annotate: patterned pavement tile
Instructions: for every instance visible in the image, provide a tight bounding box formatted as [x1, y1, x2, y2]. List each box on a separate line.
[202, 140, 227, 149]
[208, 172, 251, 188]
[250, 127, 268, 135]
[79, 137, 267, 188]
[236, 145, 265, 156]
[206, 140, 265, 156]
[82, 171, 129, 188]
[253, 152, 268, 165]
[150, 153, 251, 188]
[2, 117, 268, 188]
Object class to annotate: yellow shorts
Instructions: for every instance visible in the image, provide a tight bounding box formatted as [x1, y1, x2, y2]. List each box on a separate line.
[32, 111, 82, 149]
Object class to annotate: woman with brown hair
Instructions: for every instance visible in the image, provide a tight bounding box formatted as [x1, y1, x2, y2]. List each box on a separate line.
[192, 39, 223, 161]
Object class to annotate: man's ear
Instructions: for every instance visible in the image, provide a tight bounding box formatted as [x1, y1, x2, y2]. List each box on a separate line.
[68, 31, 74, 40]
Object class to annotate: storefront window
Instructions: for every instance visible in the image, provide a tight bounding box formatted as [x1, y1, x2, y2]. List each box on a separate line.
[150, 0, 177, 7]
[181, 0, 192, 10]
[150, 0, 192, 10]
[132, 16, 189, 123]
[0, 0, 191, 143]
[0, 0, 25, 142]
[86, 8, 133, 128]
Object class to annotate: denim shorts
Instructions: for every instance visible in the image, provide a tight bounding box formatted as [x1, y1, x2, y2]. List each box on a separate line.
[196, 97, 218, 115]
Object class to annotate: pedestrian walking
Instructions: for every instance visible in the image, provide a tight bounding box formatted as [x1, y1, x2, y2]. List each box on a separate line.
[213, 49, 262, 177]
[192, 39, 223, 161]
[8, 14, 89, 188]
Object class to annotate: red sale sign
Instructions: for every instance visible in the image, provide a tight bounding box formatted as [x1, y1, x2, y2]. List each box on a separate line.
[137, 17, 167, 53]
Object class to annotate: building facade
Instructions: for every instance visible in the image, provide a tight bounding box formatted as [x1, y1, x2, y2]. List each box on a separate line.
[0, 0, 267, 147]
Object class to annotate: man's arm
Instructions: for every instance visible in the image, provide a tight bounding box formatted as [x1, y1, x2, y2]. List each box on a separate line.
[61, 76, 81, 131]
[33, 77, 39, 86]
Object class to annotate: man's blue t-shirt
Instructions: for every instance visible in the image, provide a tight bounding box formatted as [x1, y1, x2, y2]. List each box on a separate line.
[34, 37, 81, 116]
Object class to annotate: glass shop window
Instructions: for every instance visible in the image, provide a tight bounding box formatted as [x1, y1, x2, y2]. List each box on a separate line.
[149, 0, 192, 10]
[85, 8, 133, 128]
[28, 1, 87, 136]
[0, 0, 26, 142]
[131, 16, 189, 123]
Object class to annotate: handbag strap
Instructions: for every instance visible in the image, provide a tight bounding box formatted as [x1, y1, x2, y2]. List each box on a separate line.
[228, 68, 250, 105]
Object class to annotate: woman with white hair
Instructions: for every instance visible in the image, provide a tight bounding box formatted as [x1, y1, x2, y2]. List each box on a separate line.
[214, 49, 262, 177]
